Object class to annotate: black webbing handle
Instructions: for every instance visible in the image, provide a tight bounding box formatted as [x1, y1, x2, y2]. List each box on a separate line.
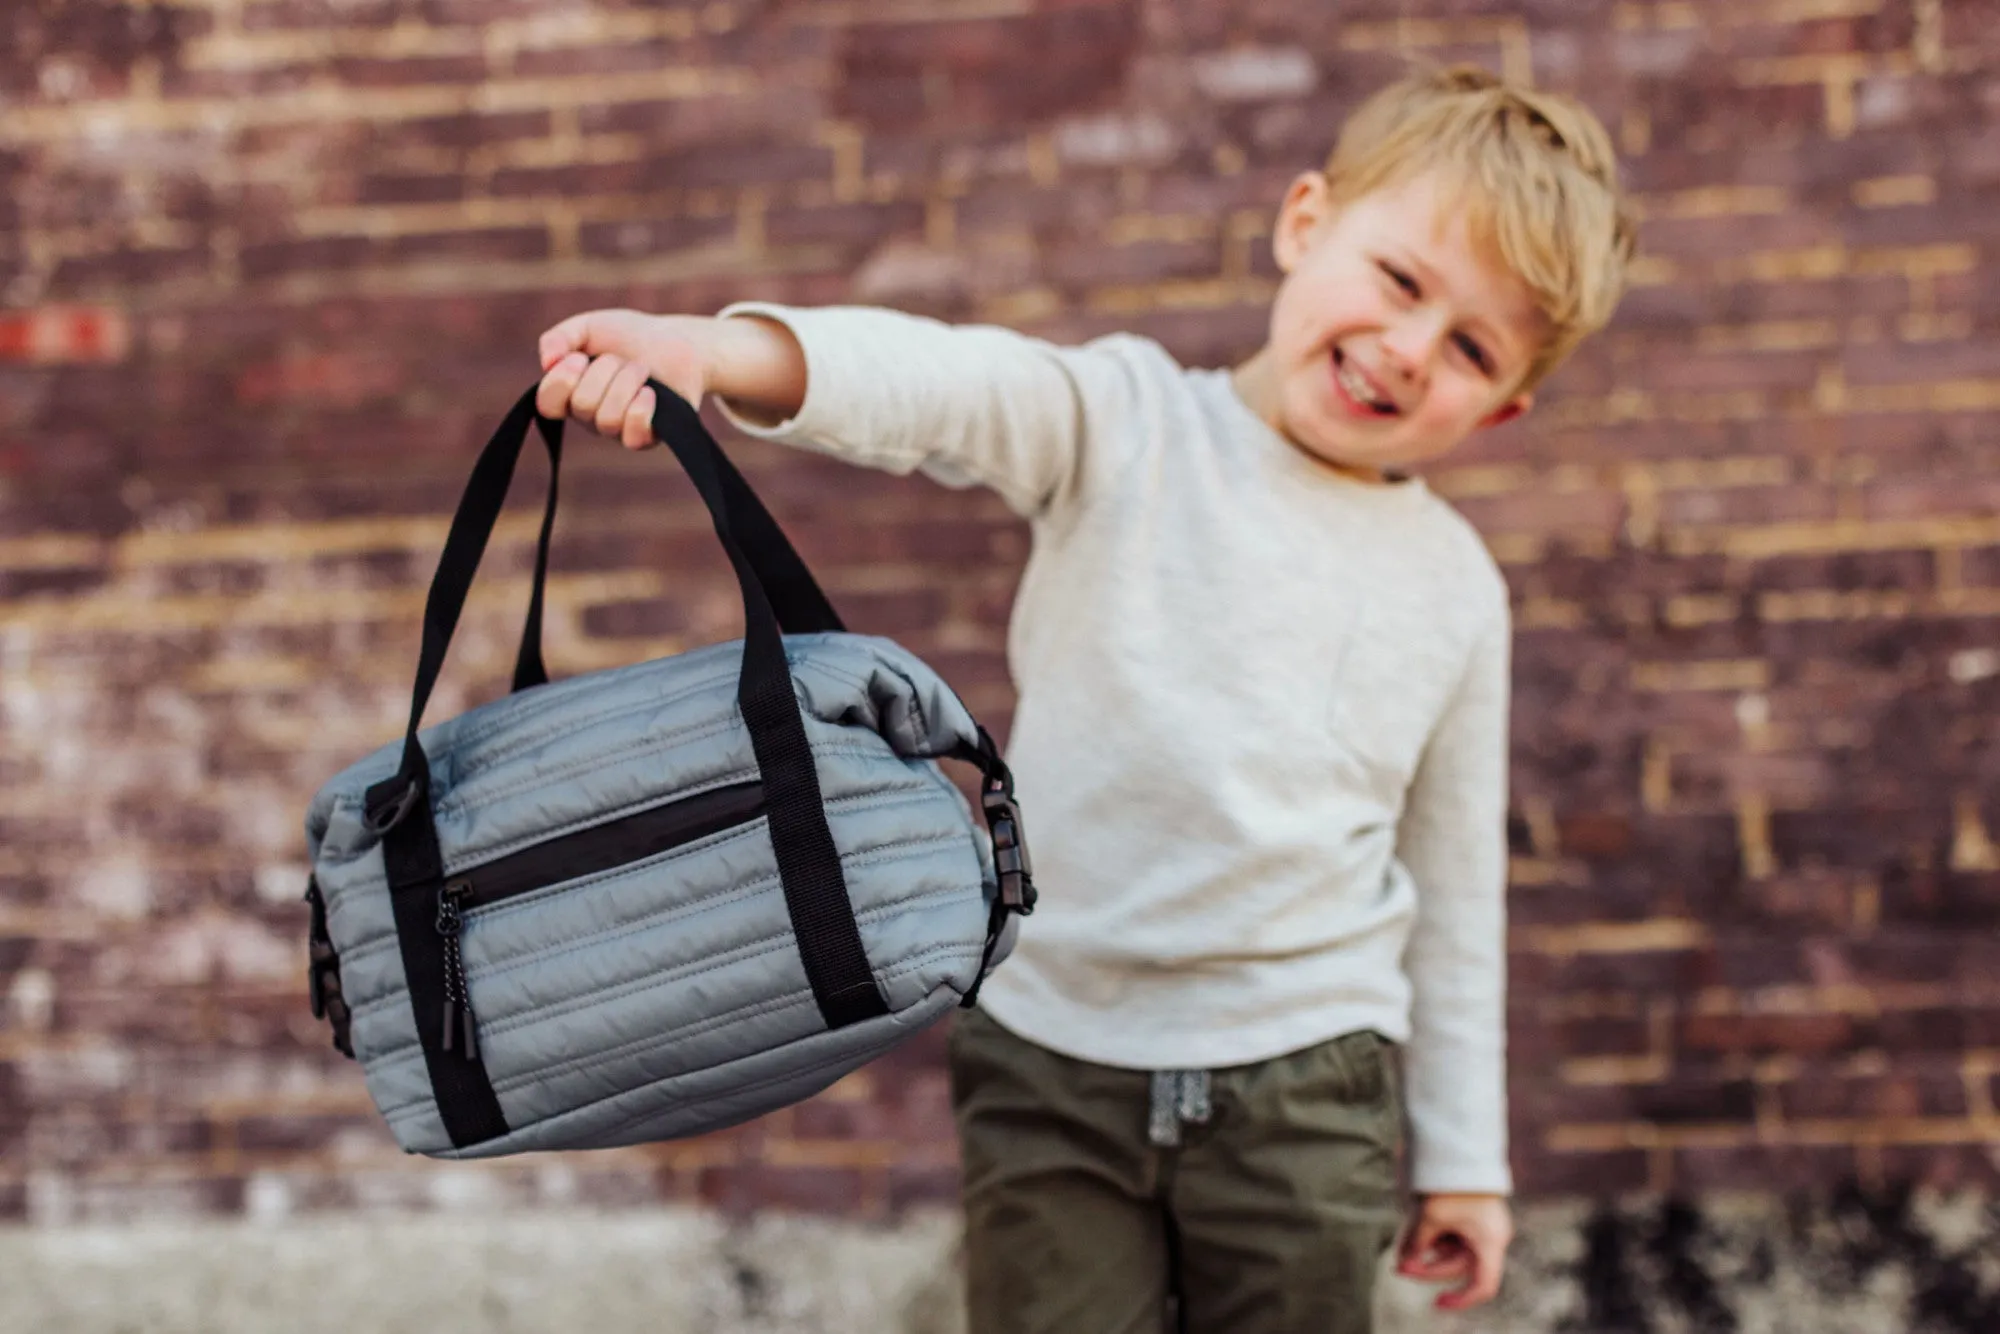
[510, 408, 563, 694]
[366, 391, 559, 822]
[644, 380, 888, 1029]
[507, 389, 846, 680]
[365, 387, 855, 815]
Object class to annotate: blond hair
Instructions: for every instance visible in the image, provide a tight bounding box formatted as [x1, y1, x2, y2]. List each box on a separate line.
[1324, 64, 1637, 390]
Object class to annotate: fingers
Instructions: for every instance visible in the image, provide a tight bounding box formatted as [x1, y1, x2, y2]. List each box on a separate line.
[534, 350, 661, 450]
[1435, 1233, 1503, 1311]
[533, 307, 700, 449]
[568, 352, 625, 428]
[538, 311, 601, 372]
[1396, 1224, 1471, 1283]
[536, 351, 588, 420]
[596, 358, 652, 440]
[538, 309, 629, 372]
[1398, 1200, 1513, 1313]
[621, 385, 657, 450]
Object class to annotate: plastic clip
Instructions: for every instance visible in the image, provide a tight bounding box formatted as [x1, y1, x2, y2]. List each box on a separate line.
[981, 787, 1036, 914]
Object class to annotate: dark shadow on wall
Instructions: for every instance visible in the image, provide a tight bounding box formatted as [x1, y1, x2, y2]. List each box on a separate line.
[1563, 1182, 2000, 1334]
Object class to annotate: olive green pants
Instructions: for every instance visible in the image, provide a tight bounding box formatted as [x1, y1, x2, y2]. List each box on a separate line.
[949, 1007, 1404, 1334]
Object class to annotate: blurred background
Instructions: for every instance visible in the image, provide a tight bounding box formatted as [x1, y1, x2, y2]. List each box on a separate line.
[3, 0, 1998, 1330]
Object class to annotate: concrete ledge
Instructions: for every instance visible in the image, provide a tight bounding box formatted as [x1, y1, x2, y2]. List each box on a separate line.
[4, 1189, 1996, 1333]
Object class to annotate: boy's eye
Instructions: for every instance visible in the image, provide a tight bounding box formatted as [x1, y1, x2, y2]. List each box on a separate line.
[1379, 261, 1419, 297]
[1453, 332, 1492, 375]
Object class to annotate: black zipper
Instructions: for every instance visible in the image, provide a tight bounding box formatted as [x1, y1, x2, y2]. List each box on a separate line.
[431, 779, 766, 1059]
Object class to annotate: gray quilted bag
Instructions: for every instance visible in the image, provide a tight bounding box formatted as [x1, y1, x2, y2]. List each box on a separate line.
[303, 383, 1035, 1158]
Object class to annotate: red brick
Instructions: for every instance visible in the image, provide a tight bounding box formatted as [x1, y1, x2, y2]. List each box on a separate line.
[1838, 199, 2000, 248]
[383, 226, 551, 265]
[1046, 238, 1222, 288]
[0, 1062, 22, 1158]
[1844, 338, 2000, 386]
[237, 235, 375, 281]
[1631, 1077, 1759, 1126]
[648, 142, 835, 191]
[580, 597, 694, 639]
[512, 41, 705, 81]
[1670, 1144, 1856, 1194]
[0, 306, 131, 364]
[1558, 1016, 1655, 1059]
[384, 109, 554, 151]
[1872, 1007, 2000, 1052]
[1777, 1070, 1968, 1121]
[1750, 549, 1937, 594]
[353, 172, 469, 207]
[886, 1162, 961, 1213]
[239, 0, 402, 29]
[1663, 483, 1841, 529]
[765, 202, 928, 250]
[1680, 1013, 1855, 1056]
[159, 61, 319, 100]
[819, 590, 948, 637]
[1875, 1143, 2000, 1192]
[833, 8, 1143, 131]
[330, 54, 491, 87]
[233, 1113, 364, 1155]
[1516, 1147, 1651, 1197]
[575, 214, 737, 258]
[1640, 81, 1829, 152]
[1640, 211, 1842, 263]
[1964, 546, 2000, 586]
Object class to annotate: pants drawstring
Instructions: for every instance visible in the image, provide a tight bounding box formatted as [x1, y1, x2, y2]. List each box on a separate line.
[1147, 1069, 1212, 1148]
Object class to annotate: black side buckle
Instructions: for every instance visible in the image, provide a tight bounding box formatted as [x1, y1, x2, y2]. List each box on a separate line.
[305, 876, 355, 1060]
[981, 788, 1036, 914]
[363, 773, 422, 835]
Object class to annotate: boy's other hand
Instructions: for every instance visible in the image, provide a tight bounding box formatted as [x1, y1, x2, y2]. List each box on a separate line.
[1395, 1192, 1513, 1310]
[536, 309, 713, 451]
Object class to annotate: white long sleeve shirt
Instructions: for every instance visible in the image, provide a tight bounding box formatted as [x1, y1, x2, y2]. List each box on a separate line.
[718, 302, 1514, 1194]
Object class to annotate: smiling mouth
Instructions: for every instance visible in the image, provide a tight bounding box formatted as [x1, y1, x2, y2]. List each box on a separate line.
[1333, 347, 1399, 417]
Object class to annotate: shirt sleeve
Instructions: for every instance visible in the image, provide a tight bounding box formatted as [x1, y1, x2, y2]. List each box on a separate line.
[1394, 601, 1514, 1196]
[712, 302, 1151, 521]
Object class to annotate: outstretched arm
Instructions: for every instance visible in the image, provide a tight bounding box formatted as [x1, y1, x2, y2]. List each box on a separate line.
[533, 303, 1153, 522]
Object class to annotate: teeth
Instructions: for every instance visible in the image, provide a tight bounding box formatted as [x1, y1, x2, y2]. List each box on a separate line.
[1337, 357, 1392, 412]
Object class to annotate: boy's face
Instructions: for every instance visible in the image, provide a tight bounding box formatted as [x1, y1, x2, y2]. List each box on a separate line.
[1249, 169, 1545, 478]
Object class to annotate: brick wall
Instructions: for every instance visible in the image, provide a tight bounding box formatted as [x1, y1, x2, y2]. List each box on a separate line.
[2, 0, 1997, 1226]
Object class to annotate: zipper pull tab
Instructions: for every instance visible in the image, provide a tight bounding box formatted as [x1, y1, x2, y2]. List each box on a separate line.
[436, 878, 477, 1059]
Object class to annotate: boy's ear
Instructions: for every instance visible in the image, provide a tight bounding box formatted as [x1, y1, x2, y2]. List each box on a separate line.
[1478, 393, 1533, 430]
[1272, 171, 1335, 274]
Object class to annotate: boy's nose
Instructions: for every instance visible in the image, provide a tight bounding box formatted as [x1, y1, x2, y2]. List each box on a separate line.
[1379, 334, 1433, 386]
[1380, 313, 1448, 386]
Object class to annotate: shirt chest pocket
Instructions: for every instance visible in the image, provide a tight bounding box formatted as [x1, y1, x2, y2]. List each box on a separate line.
[1325, 594, 1470, 800]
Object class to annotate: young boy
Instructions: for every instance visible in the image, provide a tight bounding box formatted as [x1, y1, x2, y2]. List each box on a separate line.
[533, 64, 1633, 1333]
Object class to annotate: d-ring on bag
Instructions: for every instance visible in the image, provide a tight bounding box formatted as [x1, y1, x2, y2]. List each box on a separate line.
[303, 382, 1035, 1158]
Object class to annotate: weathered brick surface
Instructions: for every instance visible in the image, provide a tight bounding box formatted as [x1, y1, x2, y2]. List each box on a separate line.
[3, 0, 1998, 1227]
